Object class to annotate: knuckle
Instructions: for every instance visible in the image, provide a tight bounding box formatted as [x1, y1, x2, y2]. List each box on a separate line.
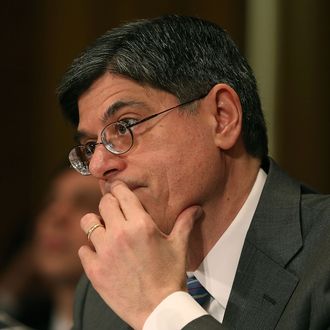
[99, 193, 118, 213]
[99, 246, 113, 261]
[78, 245, 87, 259]
[136, 216, 155, 236]
[110, 227, 139, 250]
[112, 228, 128, 246]
[85, 262, 103, 283]
[81, 213, 97, 229]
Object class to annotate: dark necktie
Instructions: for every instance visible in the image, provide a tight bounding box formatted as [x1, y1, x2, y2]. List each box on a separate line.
[186, 276, 211, 307]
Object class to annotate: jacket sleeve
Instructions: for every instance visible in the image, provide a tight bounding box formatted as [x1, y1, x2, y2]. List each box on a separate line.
[72, 274, 90, 330]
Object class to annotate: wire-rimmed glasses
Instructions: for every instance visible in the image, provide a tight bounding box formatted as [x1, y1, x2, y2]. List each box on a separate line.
[69, 94, 206, 175]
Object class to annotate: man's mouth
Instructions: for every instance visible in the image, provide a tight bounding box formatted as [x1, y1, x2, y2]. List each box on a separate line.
[101, 180, 147, 195]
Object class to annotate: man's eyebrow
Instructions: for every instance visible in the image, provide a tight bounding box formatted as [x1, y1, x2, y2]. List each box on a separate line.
[74, 100, 147, 144]
[101, 100, 147, 123]
[74, 131, 88, 144]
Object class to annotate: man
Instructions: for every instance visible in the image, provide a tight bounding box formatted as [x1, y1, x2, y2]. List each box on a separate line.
[57, 15, 330, 330]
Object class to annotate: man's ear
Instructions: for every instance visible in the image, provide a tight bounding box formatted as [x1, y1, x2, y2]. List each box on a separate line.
[208, 84, 242, 150]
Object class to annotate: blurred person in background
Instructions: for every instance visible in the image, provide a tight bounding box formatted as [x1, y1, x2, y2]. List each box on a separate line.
[0, 244, 34, 330]
[0, 166, 101, 330]
[28, 166, 101, 330]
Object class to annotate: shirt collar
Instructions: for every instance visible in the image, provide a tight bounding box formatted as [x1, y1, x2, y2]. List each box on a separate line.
[192, 168, 267, 309]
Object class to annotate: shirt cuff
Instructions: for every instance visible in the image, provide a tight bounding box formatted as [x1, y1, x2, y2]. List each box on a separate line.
[143, 291, 208, 330]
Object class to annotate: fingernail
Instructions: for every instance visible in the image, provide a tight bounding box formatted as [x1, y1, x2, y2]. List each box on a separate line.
[109, 180, 122, 190]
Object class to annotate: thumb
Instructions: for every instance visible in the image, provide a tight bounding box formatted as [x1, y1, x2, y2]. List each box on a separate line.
[170, 206, 203, 246]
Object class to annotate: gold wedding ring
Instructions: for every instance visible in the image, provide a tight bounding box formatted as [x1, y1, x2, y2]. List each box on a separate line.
[86, 223, 105, 241]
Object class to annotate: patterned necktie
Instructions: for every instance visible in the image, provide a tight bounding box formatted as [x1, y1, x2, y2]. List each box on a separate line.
[186, 276, 211, 306]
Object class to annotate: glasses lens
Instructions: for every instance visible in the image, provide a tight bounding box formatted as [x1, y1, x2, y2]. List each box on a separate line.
[69, 145, 91, 176]
[102, 122, 133, 154]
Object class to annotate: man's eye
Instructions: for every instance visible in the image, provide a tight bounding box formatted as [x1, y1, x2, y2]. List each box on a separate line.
[84, 142, 96, 157]
[119, 118, 138, 126]
[115, 118, 138, 135]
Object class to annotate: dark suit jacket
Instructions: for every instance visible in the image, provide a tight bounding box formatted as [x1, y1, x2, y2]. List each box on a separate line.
[72, 159, 330, 329]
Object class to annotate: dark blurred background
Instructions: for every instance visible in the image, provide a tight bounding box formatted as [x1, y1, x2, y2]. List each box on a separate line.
[1, 0, 329, 269]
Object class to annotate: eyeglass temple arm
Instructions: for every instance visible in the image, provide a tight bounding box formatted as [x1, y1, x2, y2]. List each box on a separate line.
[127, 94, 207, 129]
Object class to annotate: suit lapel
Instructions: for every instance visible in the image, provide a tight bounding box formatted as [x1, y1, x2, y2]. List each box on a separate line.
[223, 160, 303, 329]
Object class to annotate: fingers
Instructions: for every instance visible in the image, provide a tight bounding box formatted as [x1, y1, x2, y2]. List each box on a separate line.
[99, 192, 127, 228]
[101, 181, 203, 241]
[78, 244, 96, 272]
[79, 214, 103, 273]
[105, 181, 149, 221]
[82, 181, 148, 251]
[87, 223, 105, 241]
[81, 213, 105, 247]
[85, 180, 203, 257]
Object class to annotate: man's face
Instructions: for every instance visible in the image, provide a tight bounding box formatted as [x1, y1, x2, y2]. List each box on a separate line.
[77, 73, 223, 234]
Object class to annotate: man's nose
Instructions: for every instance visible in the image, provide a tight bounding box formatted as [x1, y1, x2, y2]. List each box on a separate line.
[88, 144, 125, 179]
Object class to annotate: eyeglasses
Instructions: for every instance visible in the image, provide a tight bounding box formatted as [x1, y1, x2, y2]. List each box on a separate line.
[69, 94, 206, 175]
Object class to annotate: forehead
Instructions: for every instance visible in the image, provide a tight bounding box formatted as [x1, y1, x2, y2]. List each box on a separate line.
[77, 73, 178, 131]
[79, 73, 147, 109]
[78, 73, 147, 122]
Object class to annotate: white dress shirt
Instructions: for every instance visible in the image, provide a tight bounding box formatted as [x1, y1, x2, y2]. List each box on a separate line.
[143, 169, 267, 330]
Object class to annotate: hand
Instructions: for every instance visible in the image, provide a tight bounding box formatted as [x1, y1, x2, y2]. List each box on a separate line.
[78, 181, 202, 330]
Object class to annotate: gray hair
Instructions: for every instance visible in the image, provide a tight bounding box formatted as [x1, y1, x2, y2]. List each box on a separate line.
[58, 15, 268, 159]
